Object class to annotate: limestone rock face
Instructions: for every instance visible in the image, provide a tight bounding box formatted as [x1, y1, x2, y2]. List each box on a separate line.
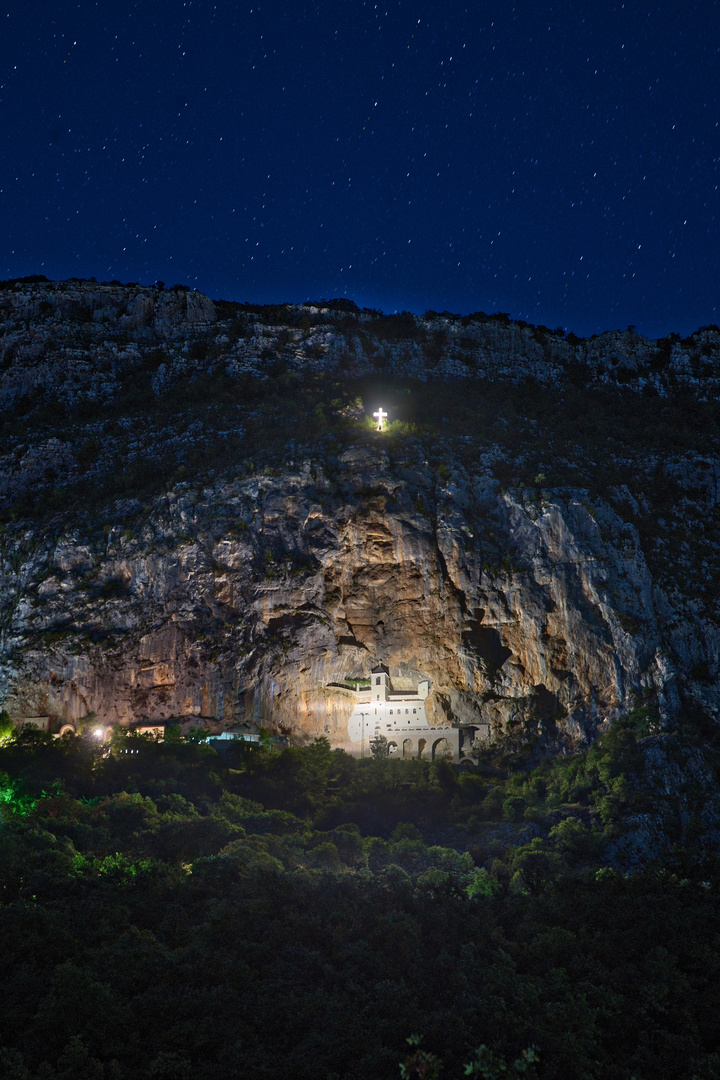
[1, 278, 719, 749]
[0, 281, 216, 412]
[0, 445, 702, 747]
[3, 279, 720, 415]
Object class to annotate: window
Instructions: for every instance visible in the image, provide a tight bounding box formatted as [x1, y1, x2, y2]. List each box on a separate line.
[389, 709, 393, 715]
[375, 677, 380, 685]
[413, 708, 416, 714]
[405, 709, 409, 714]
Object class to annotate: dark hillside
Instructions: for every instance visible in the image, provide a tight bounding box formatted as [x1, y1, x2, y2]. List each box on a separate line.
[0, 722, 719, 1079]
[2, 281, 720, 1076]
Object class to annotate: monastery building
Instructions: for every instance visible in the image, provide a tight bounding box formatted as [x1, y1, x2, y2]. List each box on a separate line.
[345, 664, 463, 760]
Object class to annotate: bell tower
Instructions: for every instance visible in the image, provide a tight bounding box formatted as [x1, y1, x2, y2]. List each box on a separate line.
[371, 663, 391, 702]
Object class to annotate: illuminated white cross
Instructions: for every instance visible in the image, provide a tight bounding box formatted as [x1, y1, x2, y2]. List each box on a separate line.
[373, 407, 388, 431]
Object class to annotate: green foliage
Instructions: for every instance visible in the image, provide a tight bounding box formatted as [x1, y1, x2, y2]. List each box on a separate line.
[0, 714, 717, 1078]
[466, 867, 501, 899]
[0, 709, 15, 742]
[71, 850, 153, 881]
[400, 1035, 442, 1080]
[400, 1037, 539, 1080]
[548, 816, 603, 861]
[464, 1045, 539, 1078]
[75, 712, 99, 735]
[370, 733, 390, 758]
[185, 725, 210, 743]
[0, 770, 35, 815]
[502, 794, 526, 822]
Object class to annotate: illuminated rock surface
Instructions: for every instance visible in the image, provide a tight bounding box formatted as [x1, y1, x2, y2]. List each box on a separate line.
[1, 279, 718, 747]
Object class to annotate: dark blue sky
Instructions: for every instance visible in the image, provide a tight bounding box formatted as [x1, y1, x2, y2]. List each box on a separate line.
[2, 1, 719, 338]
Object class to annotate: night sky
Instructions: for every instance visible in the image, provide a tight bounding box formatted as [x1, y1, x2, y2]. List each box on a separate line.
[2, 2, 719, 338]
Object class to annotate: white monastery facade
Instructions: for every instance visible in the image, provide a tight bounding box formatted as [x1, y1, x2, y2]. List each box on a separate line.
[345, 664, 462, 760]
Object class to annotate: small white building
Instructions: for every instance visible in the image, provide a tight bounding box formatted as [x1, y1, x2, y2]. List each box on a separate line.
[345, 665, 462, 761]
[207, 724, 261, 749]
[16, 715, 51, 732]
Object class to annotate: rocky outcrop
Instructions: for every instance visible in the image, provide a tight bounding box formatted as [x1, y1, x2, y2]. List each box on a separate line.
[0, 279, 718, 750]
[0, 445, 707, 750]
[2, 279, 720, 417]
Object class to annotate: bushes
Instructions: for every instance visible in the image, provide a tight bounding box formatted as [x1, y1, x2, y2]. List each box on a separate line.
[1, 718, 720, 1077]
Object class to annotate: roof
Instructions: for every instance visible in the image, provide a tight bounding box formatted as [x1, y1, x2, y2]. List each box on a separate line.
[371, 663, 389, 675]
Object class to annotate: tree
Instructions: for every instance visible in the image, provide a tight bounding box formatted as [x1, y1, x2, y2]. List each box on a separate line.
[0, 709, 15, 743]
[370, 734, 390, 759]
[186, 725, 209, 743]
[400, 1037, 539, 1079]
[464, 1045, 539, 1078]
[0, 1047, 30, 1079]
[53, 1036, 105, 1080]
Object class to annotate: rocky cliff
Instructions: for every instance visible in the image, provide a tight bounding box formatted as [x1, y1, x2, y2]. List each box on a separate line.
[1, 278, 719, 751]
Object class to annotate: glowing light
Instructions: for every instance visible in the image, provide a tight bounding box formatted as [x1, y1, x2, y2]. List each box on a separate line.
[94, 727, 105, 740]
[373, 407, 388, 431]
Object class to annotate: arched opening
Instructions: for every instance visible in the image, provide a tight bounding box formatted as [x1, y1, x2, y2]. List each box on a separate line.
[58, 724, 76, 736]
[387, 741, 398, 755]
[402, 738, 413, 759]
[417, 738, 427, 759]
[432, 737, 453, 761]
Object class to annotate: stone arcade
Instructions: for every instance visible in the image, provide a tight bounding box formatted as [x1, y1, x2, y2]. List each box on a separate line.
[344, 664, 475, 761]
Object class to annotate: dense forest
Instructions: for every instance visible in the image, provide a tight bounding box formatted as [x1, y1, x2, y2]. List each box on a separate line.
[1, 712, 720, 1079]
